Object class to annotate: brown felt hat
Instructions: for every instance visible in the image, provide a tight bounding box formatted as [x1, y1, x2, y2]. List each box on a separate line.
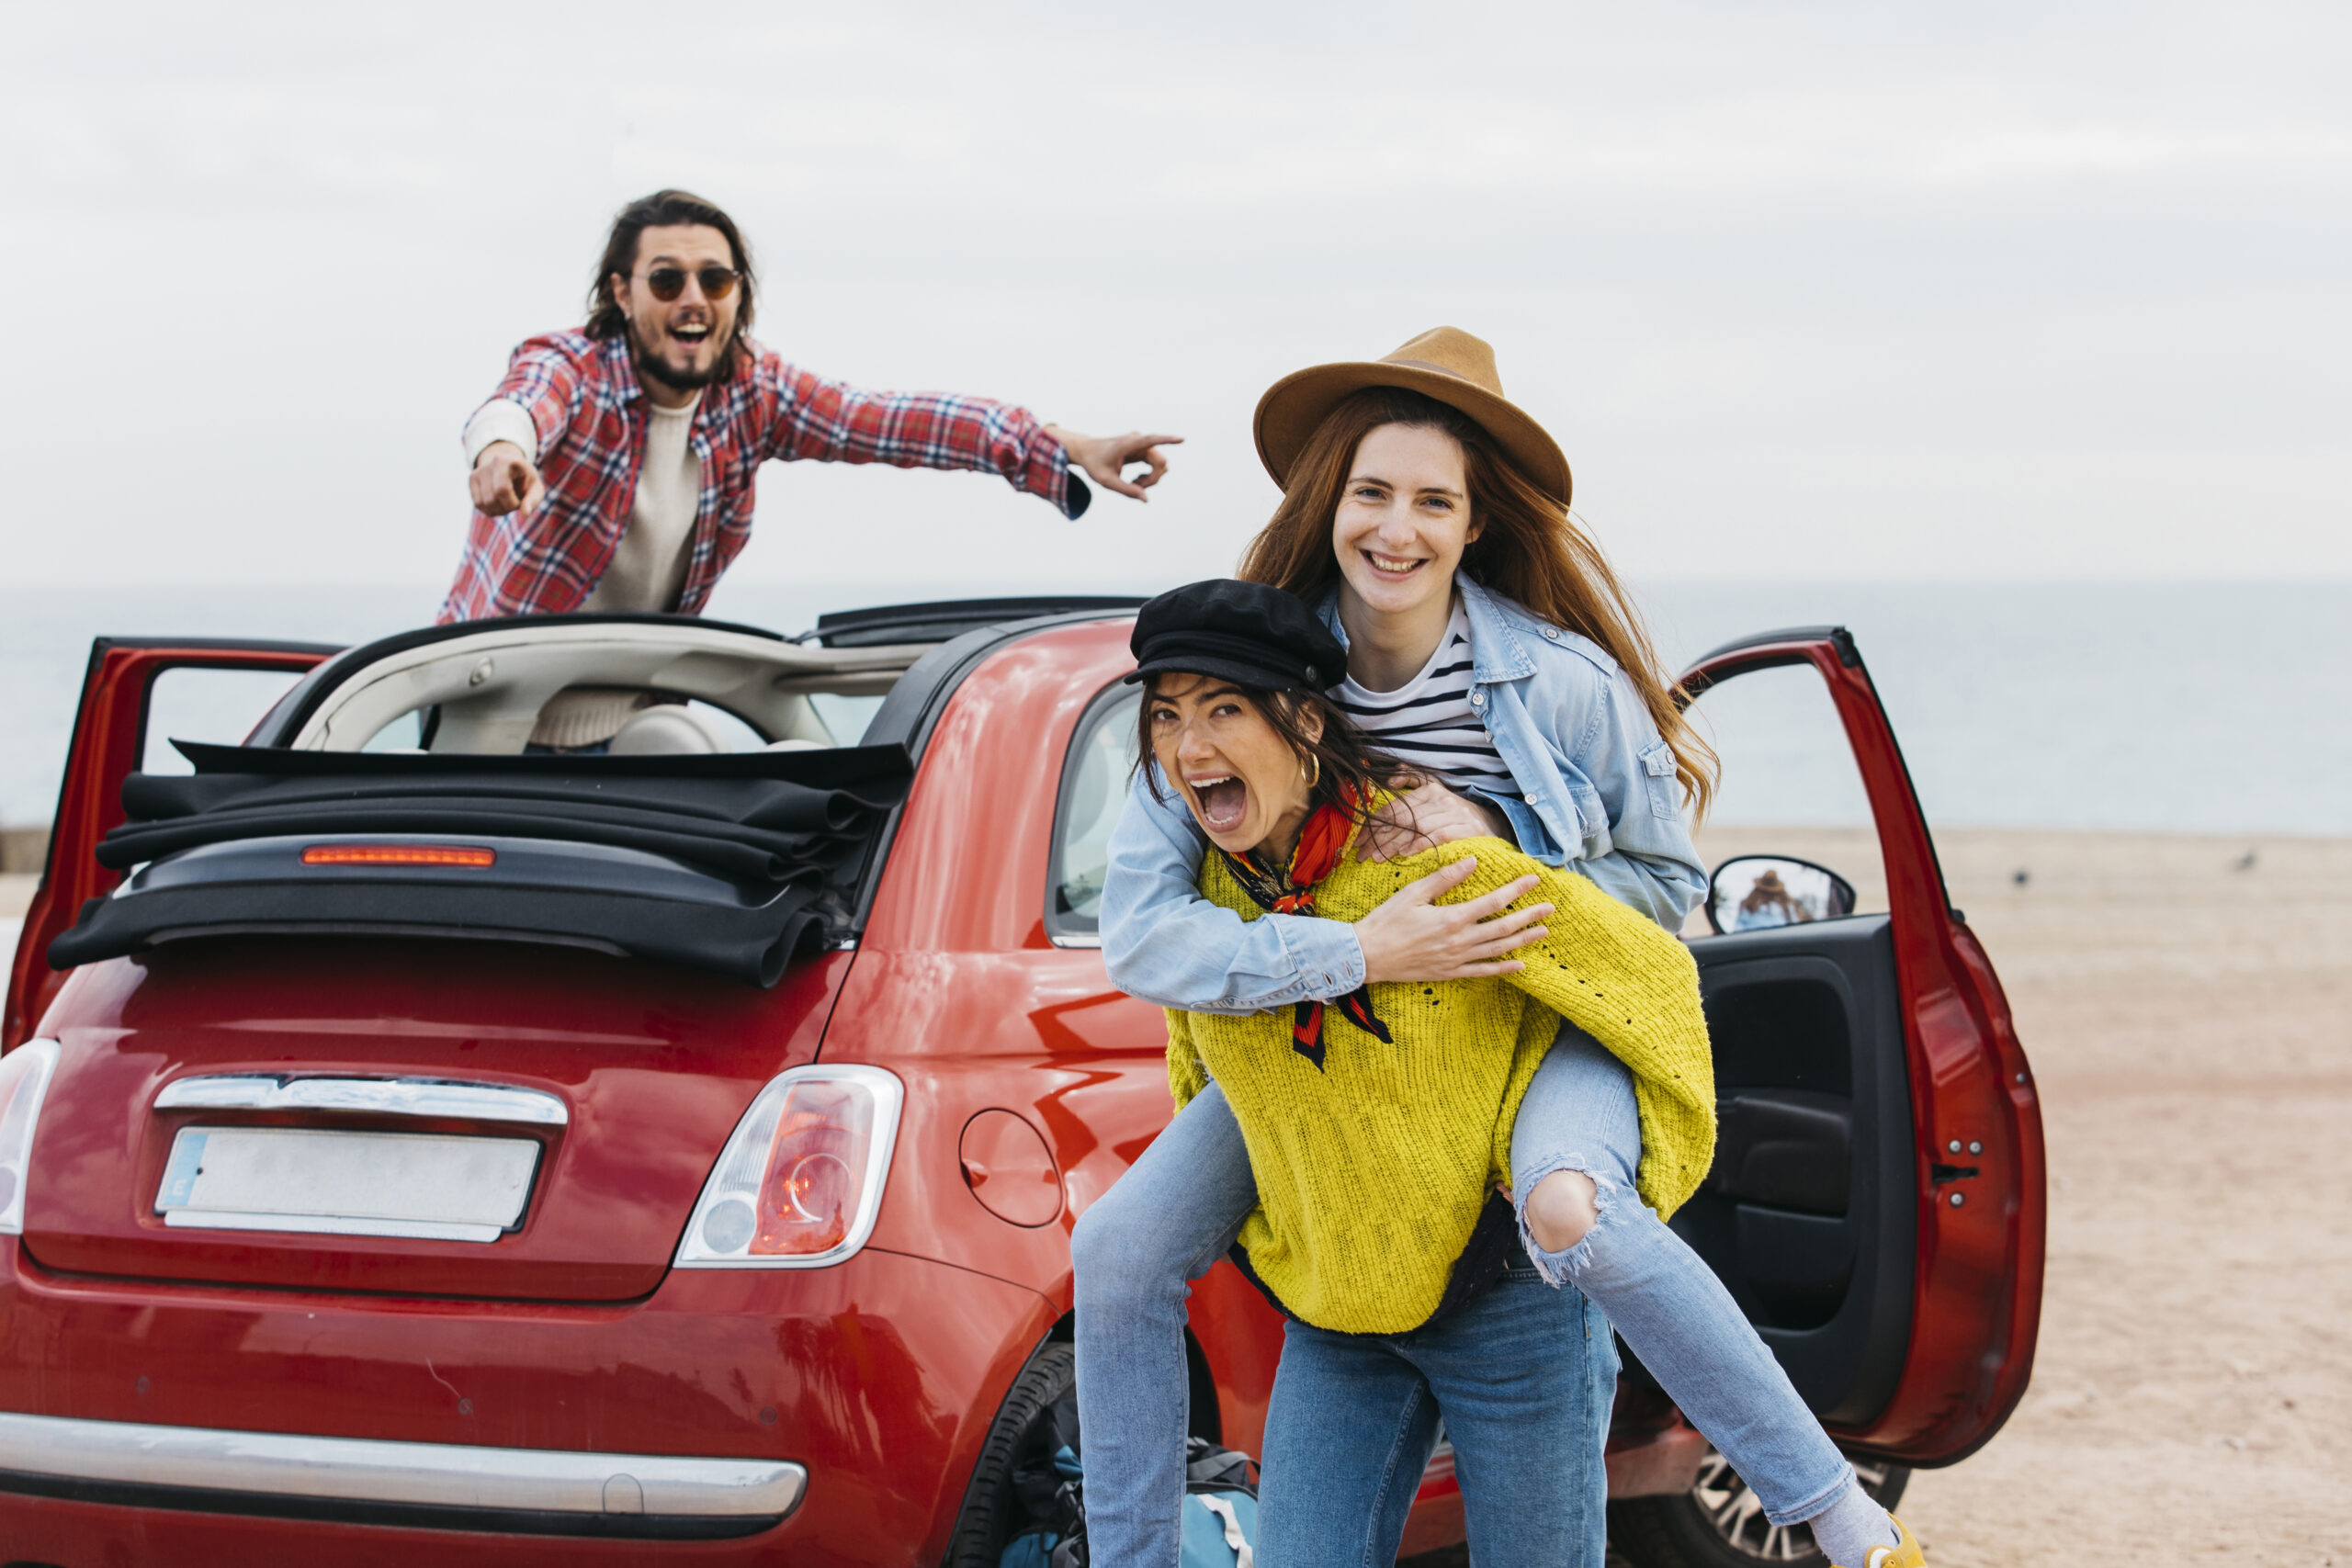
[1253, 326, 1571, 508]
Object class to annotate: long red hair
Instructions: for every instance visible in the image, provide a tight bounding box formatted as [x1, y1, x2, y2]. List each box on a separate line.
[1236, 387, 1717, 821]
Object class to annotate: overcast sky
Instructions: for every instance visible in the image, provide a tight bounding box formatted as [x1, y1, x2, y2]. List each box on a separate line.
[3, 0, 2345, 592]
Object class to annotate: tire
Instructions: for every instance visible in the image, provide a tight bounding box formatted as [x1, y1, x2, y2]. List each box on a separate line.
[1608, 1450, 1910, 1568]
[944, 1340, 1078, 1568]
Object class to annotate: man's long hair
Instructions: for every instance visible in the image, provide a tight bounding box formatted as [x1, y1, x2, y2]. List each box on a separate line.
[585, 189, 758, 372]
[1237, 387, 1718, 823]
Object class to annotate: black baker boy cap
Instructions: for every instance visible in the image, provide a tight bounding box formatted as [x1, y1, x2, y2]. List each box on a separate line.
[1125, 579, 1348, 693]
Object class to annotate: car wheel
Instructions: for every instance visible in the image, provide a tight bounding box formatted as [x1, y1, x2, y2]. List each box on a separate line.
[1608, 1450, 1910, 1568]
[944, 1340, 1078, 1568]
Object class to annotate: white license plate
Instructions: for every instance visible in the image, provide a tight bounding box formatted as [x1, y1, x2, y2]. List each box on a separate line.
[155, 1127, 540, 1243]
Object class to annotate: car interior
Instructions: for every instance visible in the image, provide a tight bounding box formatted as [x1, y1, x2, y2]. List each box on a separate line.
[51, 604, 1159, 990]
[244, 600, 1154, 761]
[277, 620, 935, 757]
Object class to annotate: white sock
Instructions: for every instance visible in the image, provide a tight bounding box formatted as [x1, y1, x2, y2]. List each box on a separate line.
[1804, 1475, 1900, 1567]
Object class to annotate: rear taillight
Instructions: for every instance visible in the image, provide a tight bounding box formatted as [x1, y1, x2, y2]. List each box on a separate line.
[0, 1040, 62, 1235]
[675, 1066, 904, 1269]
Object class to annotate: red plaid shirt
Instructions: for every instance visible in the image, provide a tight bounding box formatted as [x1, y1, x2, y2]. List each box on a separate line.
[440, 331, 1079, 622]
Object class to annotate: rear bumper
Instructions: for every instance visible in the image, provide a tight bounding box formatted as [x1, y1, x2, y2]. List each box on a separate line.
[0, 1238, 1055, 1566]
[0, 1412, 803, 1540]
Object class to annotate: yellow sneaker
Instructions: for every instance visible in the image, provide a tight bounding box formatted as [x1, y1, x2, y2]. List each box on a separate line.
[1852, 1515, 1925, 1568]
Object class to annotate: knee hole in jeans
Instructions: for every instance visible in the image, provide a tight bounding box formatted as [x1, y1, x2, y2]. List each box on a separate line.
[1525, 1168, 1600, 1255]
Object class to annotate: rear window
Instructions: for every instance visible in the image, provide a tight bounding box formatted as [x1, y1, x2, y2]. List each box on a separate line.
[1046, 686, 1140, 945]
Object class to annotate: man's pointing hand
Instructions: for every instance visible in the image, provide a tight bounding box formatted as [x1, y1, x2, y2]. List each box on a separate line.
[1046, 427, 1183, 503]
[469, 441, 546, 517]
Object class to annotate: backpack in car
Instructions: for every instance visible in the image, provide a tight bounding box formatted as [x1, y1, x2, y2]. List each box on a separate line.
[1175, 1438, 1259, 1568]
[1000, 1389, 1258, 1568]
[999, 1442, 1082, 1568]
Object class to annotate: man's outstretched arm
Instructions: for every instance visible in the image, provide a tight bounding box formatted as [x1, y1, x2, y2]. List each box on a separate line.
[459, 335, 596, 517]
[756, 358, 1177, 515]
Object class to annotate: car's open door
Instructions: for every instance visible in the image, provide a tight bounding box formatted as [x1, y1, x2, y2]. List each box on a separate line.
[1674, 626, 2045, 1466]
[4, 637, 336, 1050]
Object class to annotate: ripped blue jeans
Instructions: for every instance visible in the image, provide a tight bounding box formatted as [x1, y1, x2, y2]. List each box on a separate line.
[1512, 1021, 1855, 1526]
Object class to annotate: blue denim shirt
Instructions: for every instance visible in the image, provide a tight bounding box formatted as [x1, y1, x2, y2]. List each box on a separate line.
[1101, 575, 1706, 1014]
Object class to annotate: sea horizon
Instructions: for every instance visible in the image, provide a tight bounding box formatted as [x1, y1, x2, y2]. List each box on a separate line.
[4, 578, 2347, 839]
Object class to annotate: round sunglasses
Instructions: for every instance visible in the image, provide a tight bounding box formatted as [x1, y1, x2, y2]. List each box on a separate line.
[641, 265, 742, 302]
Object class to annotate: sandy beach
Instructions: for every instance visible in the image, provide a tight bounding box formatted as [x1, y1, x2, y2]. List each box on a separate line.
[7, 829, 2347, 1564]
[0, 875, 32, 957]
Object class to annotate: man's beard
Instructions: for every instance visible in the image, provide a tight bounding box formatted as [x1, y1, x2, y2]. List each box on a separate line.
[629, 323, 734, 392]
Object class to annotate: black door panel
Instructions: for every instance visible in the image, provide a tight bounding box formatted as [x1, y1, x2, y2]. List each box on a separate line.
[1708, 1090, 1851, 1215]
[1675, 917, 1916, 1427]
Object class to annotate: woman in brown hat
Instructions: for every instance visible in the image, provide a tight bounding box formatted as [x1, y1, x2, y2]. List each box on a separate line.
[1737, 866, 1815, 930]
[1075, 331, 1920, 1568]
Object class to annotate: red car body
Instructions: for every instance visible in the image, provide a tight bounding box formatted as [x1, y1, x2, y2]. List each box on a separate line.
[0, 608, 2045, 1565]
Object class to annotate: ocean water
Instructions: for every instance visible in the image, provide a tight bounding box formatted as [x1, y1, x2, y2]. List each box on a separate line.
[1, 580, 2346, 838]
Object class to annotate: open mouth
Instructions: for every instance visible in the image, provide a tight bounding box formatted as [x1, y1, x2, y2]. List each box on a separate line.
[1189, 773, 1250, 834]
[1363, 550, 1427, 581]
[669, 321, 713, 348]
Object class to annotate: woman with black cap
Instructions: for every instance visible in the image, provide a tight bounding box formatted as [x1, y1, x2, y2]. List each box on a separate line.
[1116, 575, 1715, 1566]
[1072, 333, 1920, 1568]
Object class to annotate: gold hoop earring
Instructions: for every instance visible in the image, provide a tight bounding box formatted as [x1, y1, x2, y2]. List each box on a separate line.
[1305, 754, 1322, 788]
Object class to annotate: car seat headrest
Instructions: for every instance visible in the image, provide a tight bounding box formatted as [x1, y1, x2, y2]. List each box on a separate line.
[606, 704, 737, 756]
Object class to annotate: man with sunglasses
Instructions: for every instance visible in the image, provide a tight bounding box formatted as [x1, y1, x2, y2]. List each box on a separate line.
[444, 189, 1178, 686]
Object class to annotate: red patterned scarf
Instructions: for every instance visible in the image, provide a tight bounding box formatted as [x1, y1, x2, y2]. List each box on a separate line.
[1213, 785, 1393, 1072]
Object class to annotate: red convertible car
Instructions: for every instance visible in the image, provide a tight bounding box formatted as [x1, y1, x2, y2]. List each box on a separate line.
[0, 599, 2044, 1566]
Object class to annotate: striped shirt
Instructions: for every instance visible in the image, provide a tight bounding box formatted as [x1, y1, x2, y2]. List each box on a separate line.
[1330, 602, 1516, 796]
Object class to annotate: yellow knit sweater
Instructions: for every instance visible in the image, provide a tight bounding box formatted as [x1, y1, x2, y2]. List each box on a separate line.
[1168, 833, 1714, 1336]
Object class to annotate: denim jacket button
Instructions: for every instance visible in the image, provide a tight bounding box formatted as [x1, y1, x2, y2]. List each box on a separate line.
[1544, 627, 1562, 641]
[1469, 691, 1486, 706]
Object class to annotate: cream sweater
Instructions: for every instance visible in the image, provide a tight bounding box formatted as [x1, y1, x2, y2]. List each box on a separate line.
[468, 393, 705, 748]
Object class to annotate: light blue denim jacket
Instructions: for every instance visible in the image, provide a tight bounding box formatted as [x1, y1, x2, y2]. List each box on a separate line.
[1101, 575, 1706, 1014]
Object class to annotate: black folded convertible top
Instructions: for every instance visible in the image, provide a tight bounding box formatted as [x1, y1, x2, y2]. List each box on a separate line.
[50, 742, 915, 987]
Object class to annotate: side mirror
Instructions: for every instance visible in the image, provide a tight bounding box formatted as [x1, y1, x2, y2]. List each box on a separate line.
[1705, 855, 1857, 935]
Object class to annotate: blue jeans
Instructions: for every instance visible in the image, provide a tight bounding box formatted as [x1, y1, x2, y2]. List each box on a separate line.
[1256, 1259, 1618, 1568]
[1072, 1085, 1263, 1568]
[1072, 1030, 1862, 1566]
[1511, 1023, 1856, 1526]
